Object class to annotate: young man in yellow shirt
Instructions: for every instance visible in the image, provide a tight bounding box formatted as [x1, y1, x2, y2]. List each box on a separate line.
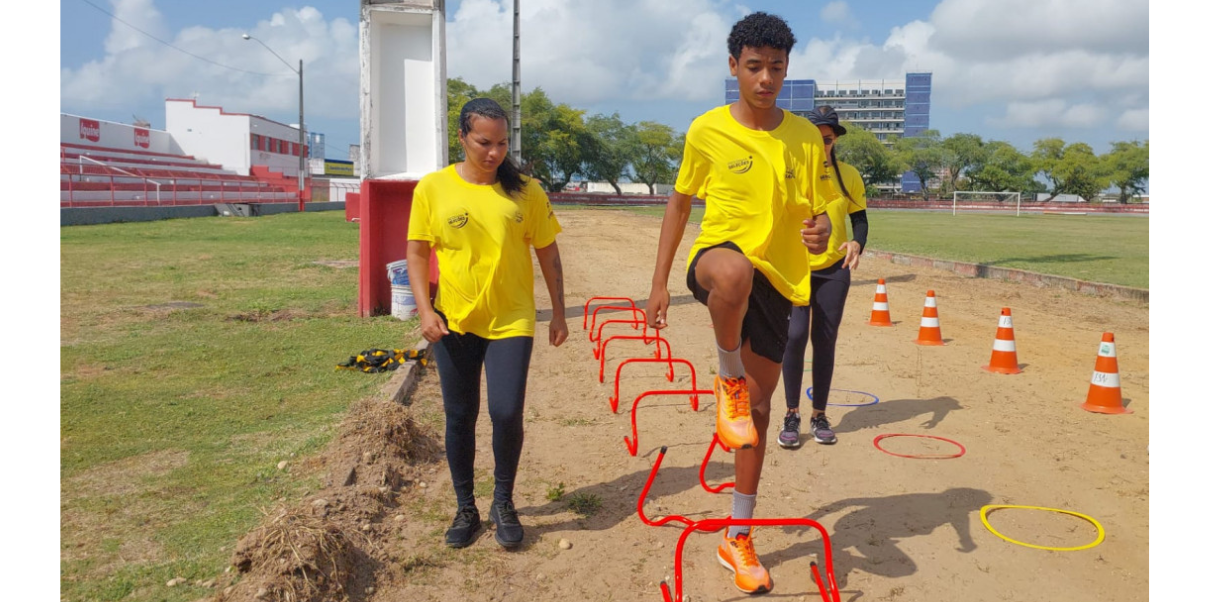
[645, 12, 833, 595]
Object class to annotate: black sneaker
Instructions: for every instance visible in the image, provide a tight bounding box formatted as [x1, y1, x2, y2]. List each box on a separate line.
[810, 414, 837, 445]
[445, 505, 481, 548]
[489, 499, 524, 549]
[777, 412, 802, 449]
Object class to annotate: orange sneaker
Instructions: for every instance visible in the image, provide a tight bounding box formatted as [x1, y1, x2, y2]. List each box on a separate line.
[717, 531, 772, 594]
[715, 375, 757, 449]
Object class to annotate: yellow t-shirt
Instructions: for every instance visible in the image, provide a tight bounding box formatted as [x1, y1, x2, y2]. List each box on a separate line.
[407, 165, 561, 339]
[811, 160, 867, 270]
[675, 106, 833, 306]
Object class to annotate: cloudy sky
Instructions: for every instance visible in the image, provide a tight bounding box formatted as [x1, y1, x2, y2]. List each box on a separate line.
[60, 0, 1149, 161]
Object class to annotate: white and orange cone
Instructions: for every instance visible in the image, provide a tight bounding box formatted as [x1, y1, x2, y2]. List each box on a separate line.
[868, 279, 892, 326]
[982, 308, 1022, 374]
[914, 290, 945, 346]
[1081, 333, 1131, 414]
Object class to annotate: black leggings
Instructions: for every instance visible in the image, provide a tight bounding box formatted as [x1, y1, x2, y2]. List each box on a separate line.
[431, 328, 534, 508]
[782, 262, 851, 412]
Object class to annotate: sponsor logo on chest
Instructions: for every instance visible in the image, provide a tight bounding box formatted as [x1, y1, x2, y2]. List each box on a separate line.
[727, 155, 753, 174]
[446, 210, 469, 229]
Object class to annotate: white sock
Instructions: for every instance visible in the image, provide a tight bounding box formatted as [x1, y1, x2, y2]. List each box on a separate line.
[727, 491, 757, 538]
[717, 343, 744, 379]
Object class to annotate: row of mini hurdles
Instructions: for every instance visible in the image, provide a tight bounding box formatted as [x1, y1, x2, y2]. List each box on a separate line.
[579, 280, 1120, 601]
[582, 295, 842, 602]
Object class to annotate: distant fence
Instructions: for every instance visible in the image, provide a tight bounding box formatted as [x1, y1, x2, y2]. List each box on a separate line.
[867, 199, 1149, 214]
[548, 193, 1148, 214]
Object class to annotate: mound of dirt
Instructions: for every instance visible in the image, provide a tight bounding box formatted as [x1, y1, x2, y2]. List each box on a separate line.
[214, 398, 441, 602]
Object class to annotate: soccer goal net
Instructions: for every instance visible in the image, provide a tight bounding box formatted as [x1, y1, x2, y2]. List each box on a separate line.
[952, 191, 1022, 216]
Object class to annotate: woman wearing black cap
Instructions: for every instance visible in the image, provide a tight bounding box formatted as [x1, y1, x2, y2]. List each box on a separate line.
[777, 105, 869, 448]
[406, 97, 568, 549]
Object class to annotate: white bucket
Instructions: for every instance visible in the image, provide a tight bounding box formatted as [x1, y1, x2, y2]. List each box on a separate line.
[391, 285, 418, 319]
[386, 259, 410, 287]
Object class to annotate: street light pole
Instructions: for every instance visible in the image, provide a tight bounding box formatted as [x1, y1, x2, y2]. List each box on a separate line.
[511, 0, 521, 164]
[298, 58, 305, 211]
[243, 34, 306, 211]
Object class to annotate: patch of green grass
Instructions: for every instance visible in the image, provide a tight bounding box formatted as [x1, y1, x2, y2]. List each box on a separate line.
[589, 205, 1148, 289]
[61, 212, 419, 602]
[474, 476, 496, 500]
[866, 212, 1148, 288]
[545, 482, 566, 502]
[567, 492, 602, 517]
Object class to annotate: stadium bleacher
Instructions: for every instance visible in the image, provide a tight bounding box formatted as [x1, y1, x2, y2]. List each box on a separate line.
[60, 142, 296, 207]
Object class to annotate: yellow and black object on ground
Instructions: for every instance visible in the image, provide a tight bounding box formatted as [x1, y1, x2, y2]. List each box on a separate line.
[336, 348, 428, 373]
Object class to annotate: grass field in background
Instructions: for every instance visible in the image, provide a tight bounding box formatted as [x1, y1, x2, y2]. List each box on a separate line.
[608, 206, 1148, 289]
[61, 212, 417, 602]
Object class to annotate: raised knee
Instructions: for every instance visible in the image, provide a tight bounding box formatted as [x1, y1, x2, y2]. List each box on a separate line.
[708, 258, 754, 298]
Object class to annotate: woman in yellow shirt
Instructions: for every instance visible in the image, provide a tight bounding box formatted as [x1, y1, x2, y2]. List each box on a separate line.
[406, 98, 567, 550]
[778, 105, 869, 448]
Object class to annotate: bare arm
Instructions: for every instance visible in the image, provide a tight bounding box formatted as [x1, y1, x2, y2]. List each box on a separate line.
[406, 240, 449, 342]
[801, 211, 832, 254]
[646, 190, 694, 329]
[534, 241, 568, 347]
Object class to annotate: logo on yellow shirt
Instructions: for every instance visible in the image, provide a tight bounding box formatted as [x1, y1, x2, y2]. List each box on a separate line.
[446, 210, 469, 229]
[727, 155, 753, 174]
[512, 210, 524, 223]
[785, 167, 796, 180]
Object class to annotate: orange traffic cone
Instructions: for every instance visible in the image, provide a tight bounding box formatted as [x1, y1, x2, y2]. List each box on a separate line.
[982, 308, 1022, 374]
[914, 290, 945, 346]
[1081, 333, 1131, 414]
[868, 279, 892, 326]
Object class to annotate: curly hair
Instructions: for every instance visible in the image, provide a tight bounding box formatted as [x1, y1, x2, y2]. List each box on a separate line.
[727, 11, 797, 59]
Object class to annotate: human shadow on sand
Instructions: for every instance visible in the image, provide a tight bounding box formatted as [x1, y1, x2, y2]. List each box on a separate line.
[831, 396, 965, 433]
[769, 488, 993, 588]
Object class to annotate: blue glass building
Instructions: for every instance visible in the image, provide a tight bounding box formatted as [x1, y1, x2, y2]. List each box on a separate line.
[725, 73, 932, 192]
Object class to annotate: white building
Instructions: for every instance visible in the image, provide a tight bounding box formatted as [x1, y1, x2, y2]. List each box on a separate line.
[165, 98, 307, 178]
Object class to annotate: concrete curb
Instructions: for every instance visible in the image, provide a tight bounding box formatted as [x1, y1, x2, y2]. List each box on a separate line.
[862, 249, 1148, 303]
[381, 339, 431, 405]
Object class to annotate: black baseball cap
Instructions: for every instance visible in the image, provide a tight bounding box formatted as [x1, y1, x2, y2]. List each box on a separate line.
[805, 105, 846, 136]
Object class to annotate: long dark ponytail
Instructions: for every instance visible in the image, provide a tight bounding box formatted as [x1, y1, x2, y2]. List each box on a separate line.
[830, 144, 852, 202]
[458, 98, 526, 197]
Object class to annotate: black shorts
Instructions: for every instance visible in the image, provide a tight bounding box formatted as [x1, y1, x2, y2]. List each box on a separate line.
[686, 241, 792, 363]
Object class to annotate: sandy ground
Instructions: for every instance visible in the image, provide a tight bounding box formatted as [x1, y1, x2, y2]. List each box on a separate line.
[377, 209, 1148, 602]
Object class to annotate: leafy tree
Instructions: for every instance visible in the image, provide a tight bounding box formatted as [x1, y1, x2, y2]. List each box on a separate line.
[515, 88, 592, 190]
[941, 133, 986, 193]
[581, 113, 635, 194]
[630, 121, 679, 194]
[893, 129, 943, 197]
[965, 140, 1039, 194]
[836, 124, 903, 193]
[447, 77, 480, 164]
[1031, 137, 1067, 193]
[1104, 140, 1149, 202]
[1051, 142, 1108, 201]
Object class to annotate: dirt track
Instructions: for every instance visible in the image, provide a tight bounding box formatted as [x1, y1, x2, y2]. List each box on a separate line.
[376, 208, 1149, 602]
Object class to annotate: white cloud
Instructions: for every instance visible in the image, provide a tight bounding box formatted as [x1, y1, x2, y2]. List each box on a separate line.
[1118, 108, 1149, 131]
[929, 0, 1148, 61]
[820, 2, 858, 29]
[987, 99, 1109, 129]
[787, 0, 1147, 136]
[61, 2, 359, 119]
[446, 0, 738, 104]
[59, 0, 1148, 141]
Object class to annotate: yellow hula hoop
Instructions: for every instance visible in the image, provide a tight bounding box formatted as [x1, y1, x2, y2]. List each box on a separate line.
[979, 505, 1106, 552]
